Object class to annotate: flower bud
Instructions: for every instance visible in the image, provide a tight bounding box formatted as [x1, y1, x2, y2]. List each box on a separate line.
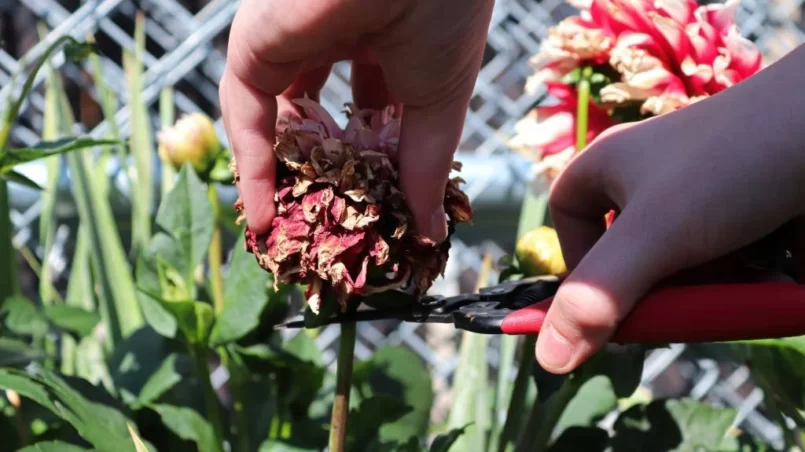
[5, 389, 20, 408]
[157, 113, 222, 175]
[515, 226, 567, 277]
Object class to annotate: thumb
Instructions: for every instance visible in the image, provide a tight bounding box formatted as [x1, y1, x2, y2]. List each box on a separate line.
[535, 205, 681, 374]
[397, 89, 473, 242]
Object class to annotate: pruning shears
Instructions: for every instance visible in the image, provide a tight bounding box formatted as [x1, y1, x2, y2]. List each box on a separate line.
[276, 273, 805, 345]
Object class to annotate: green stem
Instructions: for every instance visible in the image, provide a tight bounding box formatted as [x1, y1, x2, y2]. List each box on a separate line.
[329, 322, 356, 452]
[0, 181, 18, 308]
[160, 86, 176, 195]
[221, 347, 251, 452]
[497, 336, 537, 452]
[207, 185, 225, 313]
[192, 347, 225, 451]
[516, 375, 581, 452]
[575, 66, 593, 152]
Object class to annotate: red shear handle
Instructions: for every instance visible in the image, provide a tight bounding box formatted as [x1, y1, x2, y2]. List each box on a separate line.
[499, 282, 805, 343]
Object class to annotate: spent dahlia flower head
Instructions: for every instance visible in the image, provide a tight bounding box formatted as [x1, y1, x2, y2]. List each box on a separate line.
[231, 98, 473, 313]
[528, 0, 762, 115]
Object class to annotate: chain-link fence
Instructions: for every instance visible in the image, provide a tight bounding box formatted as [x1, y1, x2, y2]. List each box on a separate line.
[3, 0, 805, 448]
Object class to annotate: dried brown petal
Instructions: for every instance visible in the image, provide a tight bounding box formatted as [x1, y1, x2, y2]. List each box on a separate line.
[232, 98, 474, 313]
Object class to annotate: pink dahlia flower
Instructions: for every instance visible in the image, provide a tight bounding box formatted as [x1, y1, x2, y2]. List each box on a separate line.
[529, 0, 762, 115]
[510, 82, 615, 184]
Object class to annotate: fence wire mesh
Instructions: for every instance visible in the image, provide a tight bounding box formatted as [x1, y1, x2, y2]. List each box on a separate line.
[2, 0, 805, 448]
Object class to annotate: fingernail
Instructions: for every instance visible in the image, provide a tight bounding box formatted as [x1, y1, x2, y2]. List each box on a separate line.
[424, 206, 448, 242]
[537, 323, 575, 371]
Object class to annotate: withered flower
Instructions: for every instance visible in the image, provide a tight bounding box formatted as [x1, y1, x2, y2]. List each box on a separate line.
[232, 98, 473, 313]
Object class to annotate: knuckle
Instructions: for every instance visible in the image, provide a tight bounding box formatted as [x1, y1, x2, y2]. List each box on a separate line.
[552, 283, 620, 340]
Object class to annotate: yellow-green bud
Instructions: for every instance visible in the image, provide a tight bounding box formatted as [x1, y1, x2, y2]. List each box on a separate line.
[515, 226, 567, 277]
[157, 113, 221, 174]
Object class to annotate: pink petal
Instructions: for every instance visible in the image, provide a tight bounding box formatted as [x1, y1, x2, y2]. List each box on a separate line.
[293, 97, 344, 139]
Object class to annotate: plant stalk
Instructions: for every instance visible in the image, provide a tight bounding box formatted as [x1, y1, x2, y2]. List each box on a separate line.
[221, 347, 251, 452]
[207, 185, 225, 313]
[329, 322, 356, 452]
[575, 66, 593, 152]
[192, 347, 225, 451]
[497, 335, 537, 452]
[0, 181, 19, 307]
[516, 375, 580, 452]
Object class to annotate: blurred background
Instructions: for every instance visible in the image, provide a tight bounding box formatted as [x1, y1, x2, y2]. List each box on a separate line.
[2, 0, 803, 447]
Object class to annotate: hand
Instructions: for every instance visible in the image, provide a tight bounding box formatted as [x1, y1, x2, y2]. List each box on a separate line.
[536, 44, 805, 374]
[219, 0, 495, 241]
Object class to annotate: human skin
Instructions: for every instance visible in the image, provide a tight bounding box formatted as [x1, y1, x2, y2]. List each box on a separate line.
[538, 43, 805, 374]
[220, 0, 805, 375]
[218, 0, 495, 243]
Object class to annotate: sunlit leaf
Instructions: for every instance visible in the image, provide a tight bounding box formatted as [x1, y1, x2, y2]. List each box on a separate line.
[611, 398, 739, 451]
[209, 231, 273, 346]
[136, 353, 194, 408]
[0, 138, 119, 172]
[152, 404, 222, 452]
[0, 367, 155, 451]
[17, 441, 89, 452]
[2, 170, 42, 190]
[43, 305, 101, 338]
[0, 295, 49, 338]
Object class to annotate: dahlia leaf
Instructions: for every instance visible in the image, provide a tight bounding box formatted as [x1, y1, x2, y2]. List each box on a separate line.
[0, 367, 155, 451]
[429, 424, 472, 452]
[135, 287, 214, 347]
[210, 232, 273, 346]
[0, 138, 119, 173]
[42, 305, 101, 339]
[351, 346, 433, 445]
[548, 427, 610, 451]
[155, 164, 214, 286]
[611, 399, 739, 451]
[135, 353, 193, 408]
[152, 404, 222, 452]
[17, 441, 90, 452]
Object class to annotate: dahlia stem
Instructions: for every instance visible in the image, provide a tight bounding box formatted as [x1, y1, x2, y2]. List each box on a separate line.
[191, 346, 225, 451]
[207, 184, 225, 313]
[575, 66, 593, 152]
[515, 373, 580, 452]
[329, 321, 356, 452]
[497, 335, 537, 452]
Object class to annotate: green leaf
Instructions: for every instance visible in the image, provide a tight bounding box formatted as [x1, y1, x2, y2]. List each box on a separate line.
[136, 353, 194, 407]
[208, 149, 234, 184]
[136, 288, 214, 346]
[38, 41, 63, 308]
[152, 404, 222, 452]
[548, 427, 609, 451]
[0, 337, 48, 366]
[63, 41, 97, 63]
[209, 232, 272, 346]
[430, 424, 472, 452]
[109, 326, 180, 407]
[347, 395, 413, 450]
[124, 12, 154, 259]
[554, 376, 617, 435]
[2, 169, 42, 190]
[62, 78, 144, 348]
[445, 333, 489, 452]
[0, 295, 49, 338]
[0, 138, 119, 172]
[611, 398, 738, 451]
[43, 305, 100, 338]
[259, 439, 322, 452]
[17, 441, 90, 452]
[355, 345, 434, 445]
[155, 164, 214, 285]
[0, 367, 153, 452]
[515, 190, 549, 240]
